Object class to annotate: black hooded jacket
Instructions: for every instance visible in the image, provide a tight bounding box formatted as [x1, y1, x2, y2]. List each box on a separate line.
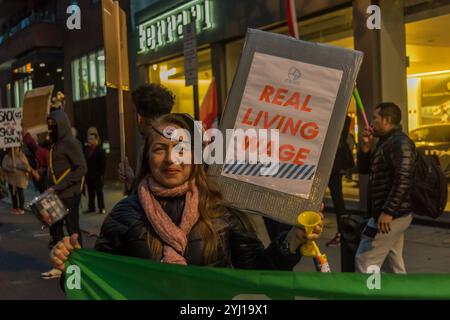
[357, 126, 416, 220]
[95, 195, 301, 270]
[47, 111, 87, 199]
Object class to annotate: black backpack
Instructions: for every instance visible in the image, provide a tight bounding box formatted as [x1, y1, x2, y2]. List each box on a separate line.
[411, 151, 448, 218]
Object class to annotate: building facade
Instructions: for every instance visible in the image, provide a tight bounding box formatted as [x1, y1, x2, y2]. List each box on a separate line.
[0, 0, 134, 178]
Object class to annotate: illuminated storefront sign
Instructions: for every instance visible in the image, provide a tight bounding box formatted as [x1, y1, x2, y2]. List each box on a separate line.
[137, 0, 214, 53]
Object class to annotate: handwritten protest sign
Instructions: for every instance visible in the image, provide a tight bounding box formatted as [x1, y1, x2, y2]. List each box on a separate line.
[0, 108, 23, 148]
[222, 52, 343, 198]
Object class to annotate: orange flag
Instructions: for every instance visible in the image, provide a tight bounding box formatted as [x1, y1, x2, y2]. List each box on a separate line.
[200, 78, 218, 130]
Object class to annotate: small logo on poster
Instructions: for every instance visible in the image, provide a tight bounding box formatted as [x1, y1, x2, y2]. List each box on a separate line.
[286, 66, 301, 84]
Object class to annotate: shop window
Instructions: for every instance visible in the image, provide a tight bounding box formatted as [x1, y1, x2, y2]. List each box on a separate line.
[148, 48, 212, 116]
[13, 76, 32, 108]
[72, 59, 80, 101]
[81, 56, 89, 99]
[406, 13, 450, 209]
[89, 52, 98, 98]
[98, 49, 107, 96]
[71, 49, 107, 102]
[406, 13, 450, 131]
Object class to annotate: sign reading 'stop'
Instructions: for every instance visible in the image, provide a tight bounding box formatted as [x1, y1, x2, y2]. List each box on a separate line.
[137, 0, 213, 53]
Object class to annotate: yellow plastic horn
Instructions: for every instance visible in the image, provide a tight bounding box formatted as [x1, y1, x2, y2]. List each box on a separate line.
[297, 211, 322, 257]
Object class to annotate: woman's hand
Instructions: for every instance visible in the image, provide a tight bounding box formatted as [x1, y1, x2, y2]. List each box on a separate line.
[50, 234, 81, 271]
[361, 128, 374, 153]
[31, 169, 40, 181]
[286, 208, 324, 254]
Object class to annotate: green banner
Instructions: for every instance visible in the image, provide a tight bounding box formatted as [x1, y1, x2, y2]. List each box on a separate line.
[64, 249, 450, 300]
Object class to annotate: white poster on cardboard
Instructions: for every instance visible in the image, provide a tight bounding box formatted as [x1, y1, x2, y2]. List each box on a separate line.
[221, 52, 343, 199]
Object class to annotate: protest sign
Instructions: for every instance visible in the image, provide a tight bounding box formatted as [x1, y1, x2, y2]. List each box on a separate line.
[0, 108, 22, 148]
[207, 29, 363, 225]
[222, 52, 343, 198]
[22, 85, 53, 135]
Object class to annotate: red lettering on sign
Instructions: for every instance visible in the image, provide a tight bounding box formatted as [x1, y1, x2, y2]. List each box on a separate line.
[300, 122, 319, 140]
[301, 95, 312, 112]
[241, 108, 253, 126]
[258, 85, 313, 113]
[293, 148, 310, 165]
[272, 88, 288, 106]
[283, 92, 300, 109]
[259, 85, 275, 102]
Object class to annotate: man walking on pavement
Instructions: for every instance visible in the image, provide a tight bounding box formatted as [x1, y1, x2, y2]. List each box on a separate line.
[118, 84, 174, 193]
[355, 102, 416, 274]
[41, 110, 87, 279]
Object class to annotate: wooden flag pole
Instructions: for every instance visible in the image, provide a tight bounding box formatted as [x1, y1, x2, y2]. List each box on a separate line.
[113, 1, 126, 163]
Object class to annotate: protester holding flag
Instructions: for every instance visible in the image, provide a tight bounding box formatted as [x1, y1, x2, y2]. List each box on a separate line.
[51, 113, 323, 271]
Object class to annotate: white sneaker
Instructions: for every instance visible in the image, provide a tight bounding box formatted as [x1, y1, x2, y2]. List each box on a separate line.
[40, 268, 62, 280]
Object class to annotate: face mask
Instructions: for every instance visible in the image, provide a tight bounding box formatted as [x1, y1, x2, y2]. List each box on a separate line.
[48, 124, 58, 142]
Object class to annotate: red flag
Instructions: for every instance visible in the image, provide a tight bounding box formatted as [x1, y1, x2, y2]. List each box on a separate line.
[286, 0, 299, 39]
[200, 78, 218, 130]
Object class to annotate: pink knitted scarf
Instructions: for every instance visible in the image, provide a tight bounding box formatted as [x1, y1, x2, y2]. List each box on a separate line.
[138, 176, 199, 265]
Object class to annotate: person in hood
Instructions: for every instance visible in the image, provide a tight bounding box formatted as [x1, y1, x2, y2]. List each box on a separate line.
[41, 110, 87, 279]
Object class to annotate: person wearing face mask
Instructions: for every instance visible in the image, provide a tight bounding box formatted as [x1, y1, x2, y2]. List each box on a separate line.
[50, 113, 323, 274]
[41, 110, 87, 280]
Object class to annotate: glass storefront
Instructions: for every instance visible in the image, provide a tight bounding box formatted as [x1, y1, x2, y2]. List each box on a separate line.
[13, 76, 32, 108]
[406, 13, 450, 210]
[71, 49, 107, 101]
[148, 48, 213, 116]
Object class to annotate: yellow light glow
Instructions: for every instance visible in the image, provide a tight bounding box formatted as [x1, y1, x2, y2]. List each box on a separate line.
[407, 70, 450, 78]
[160, 67, 177, 81]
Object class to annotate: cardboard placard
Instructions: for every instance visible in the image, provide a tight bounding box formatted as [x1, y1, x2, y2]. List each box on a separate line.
[207, 29, 363, 225]
[22, 85, 53, 135]
[0, 108, 22, 148]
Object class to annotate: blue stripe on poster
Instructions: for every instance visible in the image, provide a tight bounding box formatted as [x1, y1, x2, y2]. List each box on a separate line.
[293, 165, 308, 179]
[300, 165, 315, 180]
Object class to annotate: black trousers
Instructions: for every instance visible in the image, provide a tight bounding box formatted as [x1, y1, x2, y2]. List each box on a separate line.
[8, 184, 24, 210]
[327, 171, 346, 233]
[87, 178, 105, 211]
[49, 194, 82, 246]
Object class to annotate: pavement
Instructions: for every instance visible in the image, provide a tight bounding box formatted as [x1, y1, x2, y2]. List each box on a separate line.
[1, 181, 450, 299]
